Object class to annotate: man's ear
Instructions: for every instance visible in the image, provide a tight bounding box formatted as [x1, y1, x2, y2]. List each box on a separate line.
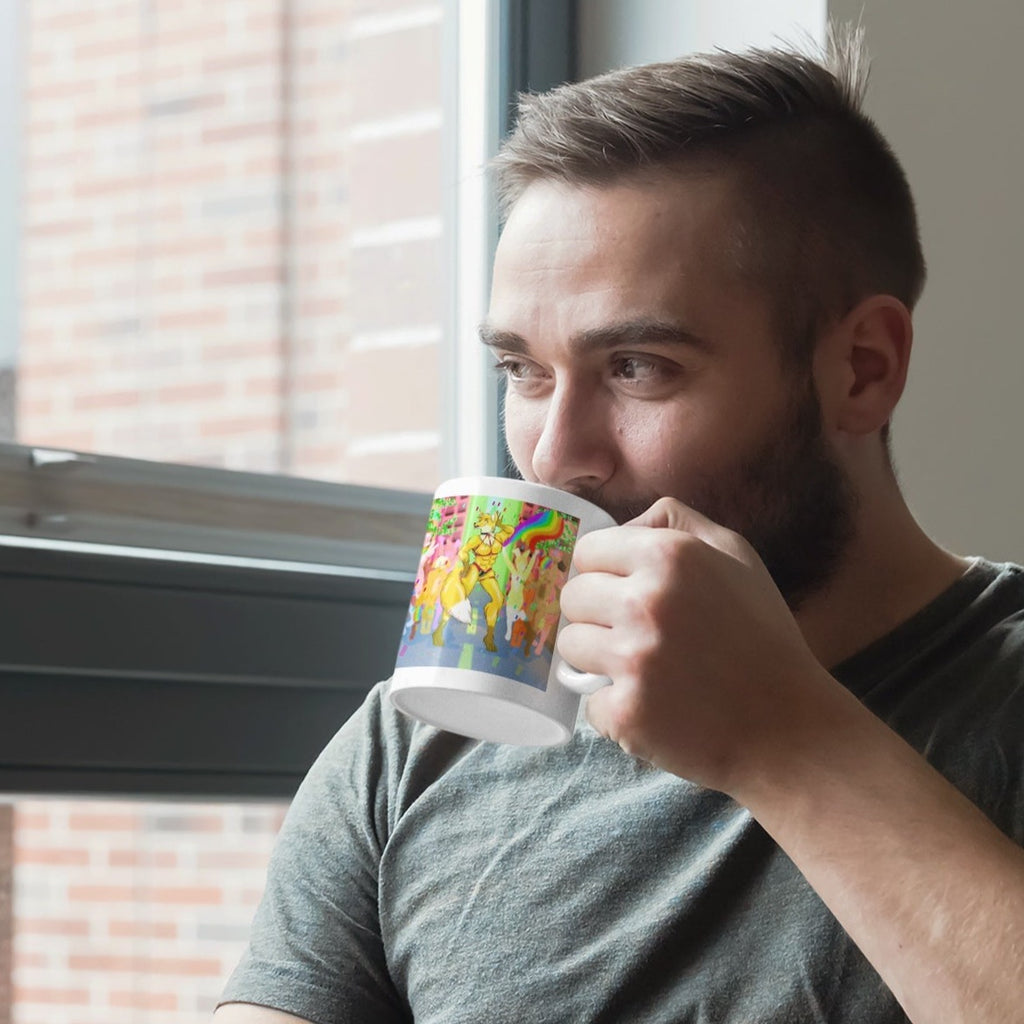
[816, 295, 913, 436]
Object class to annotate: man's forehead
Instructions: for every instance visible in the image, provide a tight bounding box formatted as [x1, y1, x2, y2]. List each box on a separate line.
[504, 168, 739, 227]
[495, 172, 751, 283]
[487, 174, 762, 349]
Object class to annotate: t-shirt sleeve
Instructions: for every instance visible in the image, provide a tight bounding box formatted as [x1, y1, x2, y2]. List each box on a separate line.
[218, 682, 411, 1024]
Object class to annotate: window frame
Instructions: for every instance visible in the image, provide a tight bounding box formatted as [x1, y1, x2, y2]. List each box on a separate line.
[0, 0, 577, 799]
[0, 0, 20, 440]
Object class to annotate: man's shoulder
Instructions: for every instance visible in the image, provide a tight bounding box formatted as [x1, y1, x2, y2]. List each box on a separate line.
[956, 559, 1024, 654]
[302, 678, 488, 807]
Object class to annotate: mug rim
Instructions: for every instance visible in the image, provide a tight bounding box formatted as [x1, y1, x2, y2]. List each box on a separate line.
[433, 475, 615, 527]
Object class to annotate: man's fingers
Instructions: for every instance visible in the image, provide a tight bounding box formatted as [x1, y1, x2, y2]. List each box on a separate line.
[573, 497, 753, 574]
[559, 571, 620, 627]
[626, 495, 717, 531]
[571, 525, 660, 575]
[555, 621, 613, 677]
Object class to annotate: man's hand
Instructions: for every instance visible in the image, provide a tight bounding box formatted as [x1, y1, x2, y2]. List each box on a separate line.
[558, 496, 1024, 1024]
[556, 496, 834, 793]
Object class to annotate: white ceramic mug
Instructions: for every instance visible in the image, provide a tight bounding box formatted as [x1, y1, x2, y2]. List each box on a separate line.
[390, 476, 616, 745]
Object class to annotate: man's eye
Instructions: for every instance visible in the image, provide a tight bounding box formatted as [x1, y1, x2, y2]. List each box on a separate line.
[613, 355, 661, 381]
[493, 358, 533, 381]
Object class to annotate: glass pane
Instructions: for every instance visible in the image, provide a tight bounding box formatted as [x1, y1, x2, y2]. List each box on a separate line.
[13, 0, 448, 491]
[2, 796, 286, 1023]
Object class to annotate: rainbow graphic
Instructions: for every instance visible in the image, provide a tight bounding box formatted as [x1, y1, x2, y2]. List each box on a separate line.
[508, 507, 566, 549]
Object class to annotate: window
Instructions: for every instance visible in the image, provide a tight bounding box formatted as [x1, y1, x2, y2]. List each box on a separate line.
[16, 0, 450, 488]
[0, 1, 575, 1018]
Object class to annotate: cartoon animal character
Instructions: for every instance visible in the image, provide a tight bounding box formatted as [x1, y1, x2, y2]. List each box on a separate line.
[529, 557, 569, 656]
[408, 555, 451, 638]
[509, 617, 528, 649]
[433, 509, 515, 652]
[504, 543, 540, 643]
[527, 581, 557, 655]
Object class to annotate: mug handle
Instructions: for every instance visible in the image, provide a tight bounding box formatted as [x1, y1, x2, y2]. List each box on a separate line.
[555, 659, 612, 694]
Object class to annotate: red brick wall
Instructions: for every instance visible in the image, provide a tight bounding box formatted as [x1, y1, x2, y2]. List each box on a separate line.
[11, 0, 446, 1018]
[19, 0, 444, 489]
[11, 799, 287, 1022]
[0, 805, 11, 1024]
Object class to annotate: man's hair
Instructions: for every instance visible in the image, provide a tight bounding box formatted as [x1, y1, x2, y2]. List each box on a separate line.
[491, 27, 926, 368]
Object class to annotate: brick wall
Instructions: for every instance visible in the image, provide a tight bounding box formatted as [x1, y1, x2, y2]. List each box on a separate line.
[19, 0, 444, 489]
[11, 0, 447, 1017]
[287, 2, 444, 486]
[10, 799, 287, 1023]
[0, 806, 11, 1024]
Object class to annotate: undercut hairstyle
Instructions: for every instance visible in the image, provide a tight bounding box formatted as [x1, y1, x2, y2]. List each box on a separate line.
[491, 27, 926, 371]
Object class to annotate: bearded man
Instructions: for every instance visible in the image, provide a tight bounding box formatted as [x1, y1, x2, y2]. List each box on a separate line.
[217, 30, 1024, 1024]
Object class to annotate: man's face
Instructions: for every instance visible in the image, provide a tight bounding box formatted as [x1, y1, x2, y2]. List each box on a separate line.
[484, 177, 855, 607]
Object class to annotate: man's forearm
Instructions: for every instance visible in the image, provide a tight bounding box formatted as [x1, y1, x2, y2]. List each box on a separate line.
[736, 679, 1024, 1024]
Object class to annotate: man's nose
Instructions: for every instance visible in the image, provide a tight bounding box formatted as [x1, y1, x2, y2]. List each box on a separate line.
[530, 383, 615, 492]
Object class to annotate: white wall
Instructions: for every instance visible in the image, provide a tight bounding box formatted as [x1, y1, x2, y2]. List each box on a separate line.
[828, 0, 1024, 561]
[577, 0, 1024, 562]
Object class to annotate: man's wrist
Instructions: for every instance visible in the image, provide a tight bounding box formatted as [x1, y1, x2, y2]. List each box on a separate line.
[725, 665, 875, 815]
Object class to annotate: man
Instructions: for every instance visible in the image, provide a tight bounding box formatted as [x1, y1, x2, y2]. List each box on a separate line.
[216, 31, 1024, 1023]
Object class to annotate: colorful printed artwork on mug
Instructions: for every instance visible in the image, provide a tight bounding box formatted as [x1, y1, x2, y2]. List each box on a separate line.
[396, 494, 580, 690]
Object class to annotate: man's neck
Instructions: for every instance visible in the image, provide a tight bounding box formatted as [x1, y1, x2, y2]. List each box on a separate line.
[794, 485, 971, 671]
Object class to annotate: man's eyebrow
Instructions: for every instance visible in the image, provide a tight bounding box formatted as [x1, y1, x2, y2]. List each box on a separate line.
[574, 319, 711, 352]
[478, 322, 528, 353]
[478, 318, 710, 354]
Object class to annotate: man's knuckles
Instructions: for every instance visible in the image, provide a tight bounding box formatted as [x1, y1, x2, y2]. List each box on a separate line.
[588, 689, 651, 758]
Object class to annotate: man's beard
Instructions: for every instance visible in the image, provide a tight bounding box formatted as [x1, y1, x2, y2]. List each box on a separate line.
[560, 381, 857, 610]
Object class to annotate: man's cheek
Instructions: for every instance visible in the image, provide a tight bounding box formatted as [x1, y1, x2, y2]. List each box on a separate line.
[502, 411, 535, 476]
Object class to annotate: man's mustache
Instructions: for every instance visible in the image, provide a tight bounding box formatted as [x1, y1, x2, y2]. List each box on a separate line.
[560, 486, 657, 526]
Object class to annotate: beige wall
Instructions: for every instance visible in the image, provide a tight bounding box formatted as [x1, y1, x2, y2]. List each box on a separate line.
[579, 0, 1024, 563]
[578, 0, 825, 78]
[827, 0, 1024, 562]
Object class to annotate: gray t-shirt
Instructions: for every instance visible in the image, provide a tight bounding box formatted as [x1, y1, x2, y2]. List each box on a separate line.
[221, 559, 1024, 1023]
